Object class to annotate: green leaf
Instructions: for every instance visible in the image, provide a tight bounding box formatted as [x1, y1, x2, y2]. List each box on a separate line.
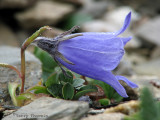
[58, 71, 73, 84]
[16, 92, 36, 100]
[140, 88, 159, 120]
[47, 84, 63, 97]
[93, 80, 118, 100]
[34, 88, 49, 94]
[112, 93, 123, 102]
[26, 85, 49, 95]
[124, 112, 141, 120]
[62, 83, 74, 100]
[41, 71, 53, 83]
[74, 85, 98, 99]
[34, 47, 58, 83]
[79, 85, 98, 91]
[34, 47, 57, 72]
[99, 98, 110, 106]
[8, 82, 21, 106]
[72, 78, 85, 88]
[45, 73, 59, 87]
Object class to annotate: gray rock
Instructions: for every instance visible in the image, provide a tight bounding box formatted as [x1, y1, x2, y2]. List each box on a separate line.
[79, 0, 111, 18]
[88, 108, 105, 115]
[82, 113, 125, 120]
[136, 16, 160, 46]
[0, 46, 41, 105]
[113, 0, 160, 15]
[151, 47, 160, 59]
[126, 53, 148, 65]
[81, 20, 117, 32]
[2, 97, 89, 120]
[133, 57, 160, 78]
[0, 0, 37, 8]
[0, 22, 19, 47]
[15, 1, 74, 29]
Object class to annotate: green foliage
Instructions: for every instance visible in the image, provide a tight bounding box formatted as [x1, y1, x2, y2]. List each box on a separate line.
[34, 47, 58, 82]
[72, 78, 85, 87]
[8, 82, 22, 106]
[74, 85, 98, 99]
[58, 71, 73, 84]
[98, 98, 110, 106]
[45, 71, 98, 100]
[140, 88, 159, 120]
[62, 83, 74, 100]
[124, 88, 160, 120]
[47, 84, 63, 98]
[8, 82, 40, 106]
[93, 80, 123, 105]
[26, 85, 49, 94]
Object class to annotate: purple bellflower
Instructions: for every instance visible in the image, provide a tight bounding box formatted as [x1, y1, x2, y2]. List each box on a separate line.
[34, 12, 138, 98]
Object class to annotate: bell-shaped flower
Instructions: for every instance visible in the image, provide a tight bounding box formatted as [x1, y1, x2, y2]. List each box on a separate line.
[34, 12, 138, 97]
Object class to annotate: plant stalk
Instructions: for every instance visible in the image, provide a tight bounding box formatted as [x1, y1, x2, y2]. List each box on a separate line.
[20, 26, 52, 94]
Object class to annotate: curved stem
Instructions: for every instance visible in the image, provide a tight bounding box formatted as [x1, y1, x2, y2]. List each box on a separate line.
[20, 26, 52, 94]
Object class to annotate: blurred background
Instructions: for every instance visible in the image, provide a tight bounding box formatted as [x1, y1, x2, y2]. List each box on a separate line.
[0, 0, 160, 78]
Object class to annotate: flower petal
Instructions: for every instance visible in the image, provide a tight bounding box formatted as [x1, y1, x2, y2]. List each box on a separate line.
[114, 12, 131, 36]
[80, 12, 131, 38]
[121, 37, 132, 46]
[57, 55, 129, 97]
[102, 71, 128, 97]
[58, 37, 124, 71]
[116, 75, 138, 88]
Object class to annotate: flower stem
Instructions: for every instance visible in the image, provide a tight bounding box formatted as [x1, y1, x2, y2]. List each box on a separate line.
[20, 48, 25, 93]
[20, 26, 52, 94]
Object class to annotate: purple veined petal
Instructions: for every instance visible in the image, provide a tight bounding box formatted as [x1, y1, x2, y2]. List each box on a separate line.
[59, 36, 124, 53]
[79, 12, 131, 38]
[116, 75, 138, 88]
[58, 37, 124, 71]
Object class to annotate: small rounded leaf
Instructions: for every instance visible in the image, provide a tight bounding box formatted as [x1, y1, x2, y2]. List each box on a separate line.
[72, 78, 85, 88]
[58, 71, 73, 84]
[74, 85, 98, 99]
[62, 83, 74, 100]
[47, 84, 63, 97]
